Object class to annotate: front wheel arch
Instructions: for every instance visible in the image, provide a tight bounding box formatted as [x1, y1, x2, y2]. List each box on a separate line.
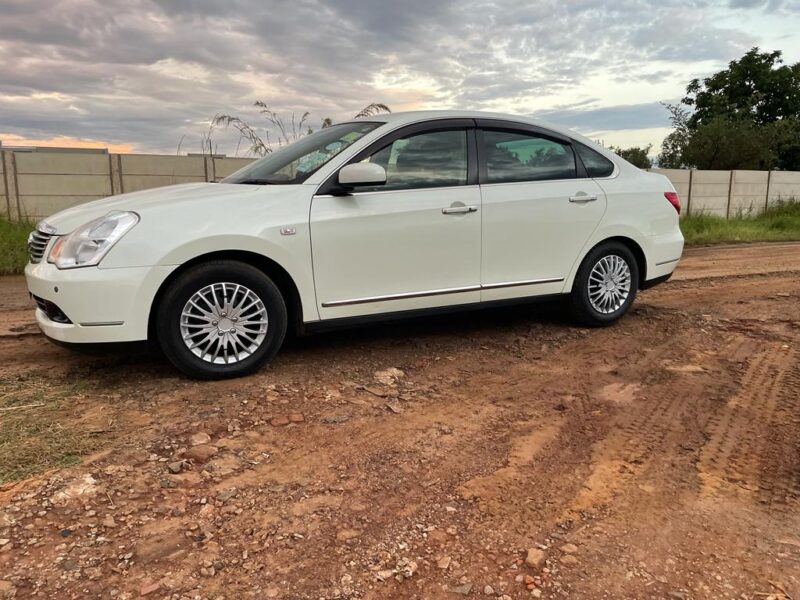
[148, 251, 303, 345]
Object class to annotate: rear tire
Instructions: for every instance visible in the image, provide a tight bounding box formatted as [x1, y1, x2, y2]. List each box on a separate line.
[570, 242, 639, 327]
[156, 260, 287, 379]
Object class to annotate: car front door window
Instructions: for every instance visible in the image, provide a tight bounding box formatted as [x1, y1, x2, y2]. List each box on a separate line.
[361, 129, 468, 191]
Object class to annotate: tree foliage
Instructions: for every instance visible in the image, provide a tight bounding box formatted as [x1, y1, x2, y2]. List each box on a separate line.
[610, 145, 652, 169]
[659, 48, 800, 170]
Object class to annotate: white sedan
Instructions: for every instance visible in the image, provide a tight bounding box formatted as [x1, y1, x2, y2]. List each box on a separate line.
[25, 111, 683, 378]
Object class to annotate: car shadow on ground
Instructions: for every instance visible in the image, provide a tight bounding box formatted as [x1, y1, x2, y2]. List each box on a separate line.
[47, 297, 574, 381]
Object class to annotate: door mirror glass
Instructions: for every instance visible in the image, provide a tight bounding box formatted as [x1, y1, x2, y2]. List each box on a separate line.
[338, 162, 387, 187]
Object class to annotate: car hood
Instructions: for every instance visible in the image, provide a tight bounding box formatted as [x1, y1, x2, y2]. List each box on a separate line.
[40, 183, 270, 234]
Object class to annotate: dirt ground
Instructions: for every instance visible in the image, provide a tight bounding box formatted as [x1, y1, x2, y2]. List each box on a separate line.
[0, 242, 799, 600]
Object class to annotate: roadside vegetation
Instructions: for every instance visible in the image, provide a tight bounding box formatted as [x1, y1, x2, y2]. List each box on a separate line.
[681, 199, 800, 245]
[0, 372, 99, 483]
[0, 217, 33, 276]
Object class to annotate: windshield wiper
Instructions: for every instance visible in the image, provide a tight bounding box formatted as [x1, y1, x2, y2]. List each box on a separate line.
[232, 178, 284, 185]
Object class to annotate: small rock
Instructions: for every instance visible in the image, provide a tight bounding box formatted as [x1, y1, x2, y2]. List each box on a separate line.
[484, 584, 494, 595]
[184, 444, 219, 462]
[288, 412, 304, 423]
[668, 592, 687, 600]
[448, 583, 473, 595]
[167, 461, 184, 474]
[217, 488, 238, 502]
[531, 590, 542, 598]
[0, 539, 9, 547]
[336, 529, 361, 541]
[525, 548, 546, 570]
[190, 432, 211, 446]
[386, 400, 403, 414]
[437, 556, 452, 570]
[102, 515, 117, 528]
[559, 554, 578, 565]
[374, 367, 405, 386]
[265, 587, 281, 598]
[376, 569, 395, 582]
[139, 581, 161, 596]
[322, 415, 350, 424]
[560, 543, 578, 554]
[270, 415, 290, 427]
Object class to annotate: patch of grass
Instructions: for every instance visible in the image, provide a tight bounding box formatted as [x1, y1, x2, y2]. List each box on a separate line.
[0, 373, 101, 483]
[682, 199, 800, 245]
[0, 216, 34, 275]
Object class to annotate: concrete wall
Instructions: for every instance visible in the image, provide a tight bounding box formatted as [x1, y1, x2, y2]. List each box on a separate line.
[0, 151, 257, 221]
[2, 149, 800, 221]
[651, 168, 800, 217]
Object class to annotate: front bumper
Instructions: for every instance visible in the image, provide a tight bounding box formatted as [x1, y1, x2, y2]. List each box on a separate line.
[25, 261, 176, 343]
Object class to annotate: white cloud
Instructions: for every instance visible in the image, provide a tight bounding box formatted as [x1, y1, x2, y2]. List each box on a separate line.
[0, 0, 793, 154]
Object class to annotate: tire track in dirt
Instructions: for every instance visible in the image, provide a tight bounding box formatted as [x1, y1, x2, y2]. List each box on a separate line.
[698, 341, 797, 508]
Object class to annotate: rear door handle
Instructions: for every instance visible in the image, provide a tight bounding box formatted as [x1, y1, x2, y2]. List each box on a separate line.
[569, 194, 598, 203]
[442, 205, 478, 215]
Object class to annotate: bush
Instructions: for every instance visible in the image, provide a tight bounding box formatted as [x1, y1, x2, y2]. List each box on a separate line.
[0, 217, 34, 275]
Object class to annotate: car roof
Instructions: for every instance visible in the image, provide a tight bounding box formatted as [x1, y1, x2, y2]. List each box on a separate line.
[352, 109, 602, 149]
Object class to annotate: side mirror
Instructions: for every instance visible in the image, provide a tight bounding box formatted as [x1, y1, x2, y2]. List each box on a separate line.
[338, 163, 387, 187]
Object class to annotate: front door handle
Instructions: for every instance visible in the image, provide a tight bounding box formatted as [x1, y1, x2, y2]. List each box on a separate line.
[569, 194, 598, 203]
[442, 205, 478, 215]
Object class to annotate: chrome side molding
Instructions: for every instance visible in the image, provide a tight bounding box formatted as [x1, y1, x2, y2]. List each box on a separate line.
[321, 277, 564, 307]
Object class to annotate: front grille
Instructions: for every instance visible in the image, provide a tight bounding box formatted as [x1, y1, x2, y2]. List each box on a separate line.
[28, 229, 53, 263]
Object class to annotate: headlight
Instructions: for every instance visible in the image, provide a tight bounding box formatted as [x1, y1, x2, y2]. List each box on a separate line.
[48, 211, 139, 269]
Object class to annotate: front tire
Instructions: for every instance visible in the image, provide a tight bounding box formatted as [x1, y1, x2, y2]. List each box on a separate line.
[156, 260, 287, 379]
[570, 242, 639, 327]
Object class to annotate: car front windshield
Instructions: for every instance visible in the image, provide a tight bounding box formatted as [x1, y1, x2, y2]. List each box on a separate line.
[223, 121, 382, 185]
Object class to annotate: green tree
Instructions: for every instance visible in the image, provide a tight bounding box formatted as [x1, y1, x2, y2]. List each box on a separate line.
[683, 48, 800, 128]
[610, 144, 653, 168]
[682, 118, 774, 170]
[660, 48, 800, 170]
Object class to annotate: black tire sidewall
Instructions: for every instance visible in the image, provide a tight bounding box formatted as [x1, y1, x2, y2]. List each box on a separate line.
[571, 242, 639, 326]
[157, 261, 287, 379]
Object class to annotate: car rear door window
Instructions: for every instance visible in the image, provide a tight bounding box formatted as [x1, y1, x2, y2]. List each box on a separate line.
[481, 130, 577, 183]
[363, 129, 468, 191]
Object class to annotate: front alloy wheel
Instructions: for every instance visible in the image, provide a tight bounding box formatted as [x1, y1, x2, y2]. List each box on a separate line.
[180, 282, 269, 365]
[570, 242, 639, 326]
[157, 260, 287, 379]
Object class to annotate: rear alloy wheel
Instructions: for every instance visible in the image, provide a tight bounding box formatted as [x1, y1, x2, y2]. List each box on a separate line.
[570, 242, 639, 326]
[157, 261, 287, 379]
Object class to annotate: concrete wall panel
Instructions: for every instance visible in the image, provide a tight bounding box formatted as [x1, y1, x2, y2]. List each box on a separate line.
[14, 153, 110, 176]
[689, 170, 730, 217]
[213, 157, 255, 180]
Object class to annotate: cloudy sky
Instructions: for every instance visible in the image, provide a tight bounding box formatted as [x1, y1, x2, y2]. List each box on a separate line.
[0, 0, 798, 157]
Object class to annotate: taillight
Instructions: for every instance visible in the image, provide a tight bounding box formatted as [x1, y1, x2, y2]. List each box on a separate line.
[664, 191, 681, 215]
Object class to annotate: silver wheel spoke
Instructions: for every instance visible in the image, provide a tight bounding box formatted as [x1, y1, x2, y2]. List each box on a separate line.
[180, 282, 269, 365]
[587, 254, 631, 315]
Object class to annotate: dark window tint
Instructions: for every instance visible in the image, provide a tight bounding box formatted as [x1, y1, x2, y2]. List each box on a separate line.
[363, 129, 468, 191]
[575, 143, 615, 178]
[482, 130, 576, 183]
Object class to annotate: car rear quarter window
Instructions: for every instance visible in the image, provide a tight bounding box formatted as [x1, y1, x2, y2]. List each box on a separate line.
[575, 143, 616, 178]
[482, 130, 577, 183]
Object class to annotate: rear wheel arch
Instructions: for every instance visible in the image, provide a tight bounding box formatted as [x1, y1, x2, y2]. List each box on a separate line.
[148, 250, 303, 343]
[572, 236, 647, 291]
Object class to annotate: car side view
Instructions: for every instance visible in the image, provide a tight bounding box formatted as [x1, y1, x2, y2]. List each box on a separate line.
[25, 111, 684, 379]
